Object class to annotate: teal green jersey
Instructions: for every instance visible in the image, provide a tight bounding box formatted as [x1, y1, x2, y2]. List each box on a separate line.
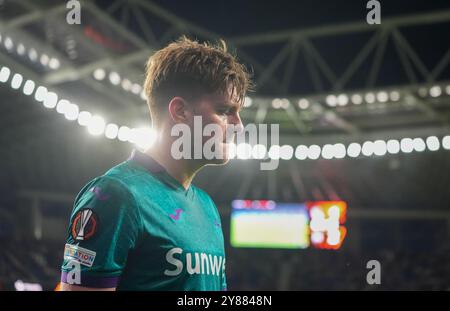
[61, 150, 227, 291]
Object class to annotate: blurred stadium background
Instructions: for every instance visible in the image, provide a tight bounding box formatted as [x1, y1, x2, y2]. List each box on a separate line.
[1, 0, 450, 291]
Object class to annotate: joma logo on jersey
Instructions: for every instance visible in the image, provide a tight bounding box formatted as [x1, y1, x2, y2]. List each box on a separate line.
[164, 247, 225, 277]
[71, 209, 98, 241]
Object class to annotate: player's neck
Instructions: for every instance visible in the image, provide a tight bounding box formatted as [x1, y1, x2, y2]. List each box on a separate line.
[145, 141, 201, 190]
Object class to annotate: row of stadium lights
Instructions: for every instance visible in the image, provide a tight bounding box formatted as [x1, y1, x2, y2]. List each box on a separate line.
[260, 84, 450, 111]
[2, 65, 450, 160]
[228, 136, 450, 160]
[92, 68, 147, 101]
[3, 33, 449, 111]
[0, 33, 61, 70]
[0, 66, 155, 149]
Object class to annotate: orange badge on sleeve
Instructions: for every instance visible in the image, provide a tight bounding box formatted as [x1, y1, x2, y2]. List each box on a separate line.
[71, 209, 98, 241]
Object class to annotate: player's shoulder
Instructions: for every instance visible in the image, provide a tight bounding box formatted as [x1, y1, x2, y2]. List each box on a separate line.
[76, 161, 139, 202]
[192, 185, 216, 205]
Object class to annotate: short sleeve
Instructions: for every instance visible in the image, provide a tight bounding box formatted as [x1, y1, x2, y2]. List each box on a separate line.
[61, 176, 141, 288]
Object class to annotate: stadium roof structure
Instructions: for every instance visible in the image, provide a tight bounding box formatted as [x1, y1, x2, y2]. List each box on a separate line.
[1, 0, 450, 212]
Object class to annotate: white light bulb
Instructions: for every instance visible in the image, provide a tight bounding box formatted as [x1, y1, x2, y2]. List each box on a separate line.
[87, 115, 106, 136]
[43, 92, 58, 109]
[0, 66, 11, 82]
[347, 143, 361, 158]
[425, 136, 440, 151]
[10, 73, 23, 89]
[77, 111, 92, 126]
[22, 80, 35, 95]
[295, 145, 308, 160]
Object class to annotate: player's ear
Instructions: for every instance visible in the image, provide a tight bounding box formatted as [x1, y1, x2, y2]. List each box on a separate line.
[168, 97, 190, 123]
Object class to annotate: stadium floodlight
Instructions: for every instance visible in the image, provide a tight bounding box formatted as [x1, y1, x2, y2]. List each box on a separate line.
[386, 139, 400, 154]
[236, 143, 253, 160]
[56, 99, 69, 114]
[351, 94, 363, 105]
[298, 98, 309, 109]
[307, 145, 321, 160]
[43, 92, 58, 109]
[28, 48, 38, 62]
[93, 68, 106, 80]
[40, 54, 49, 66]
[23, 80, 35, 95]
[389, 91, 400, 101]
[109, 71, 121, 85]
[365, 92, 376, 104]
[10, 73, 23, 89]
[279, 145, 294, 160]
[362, 141, 375, 156]
[347, 142, 361, 158]
[425, 136, 440, 151]
[243, 96, 252, 108]
[321, 144, 334, 160]
[326, 95, 337, 107]
[64, 103, 79, 121]
[87, 115, 106, 136]
[295, 145, 308, 160]
[373, 140, 387, 156]
[105, 123, 119, 139]
[121, 79, 132, 91]
[442, 135, 450, 150]
[77, 111, 92, 126]
[333, 143, 346, 159]
[0, 66, 11, 82]
[4, 36, 13, 50]
[49, 58, 60, 70]
[376, 91, 388, 103]
[268, 145, 281, 160]
[252, 144, 267, 159]
[400, 138, 414, 153]
[418, 87, 428, 97]
[272, 98, 282, 109]
[429, 85, 442, 98]
[118, 126, 131, 141]
[131, 83, 142, 95]
[16, 43, 26, 55]
[337, 94, 348, 106]
[412, 138, 426, 152]
[34, 86, 48, 102]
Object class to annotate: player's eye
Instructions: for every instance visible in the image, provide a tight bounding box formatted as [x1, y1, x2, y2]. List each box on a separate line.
[217, 108, 231, 115]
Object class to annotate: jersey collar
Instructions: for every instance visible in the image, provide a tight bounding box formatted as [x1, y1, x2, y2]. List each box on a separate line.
[128, 149, 193, 196]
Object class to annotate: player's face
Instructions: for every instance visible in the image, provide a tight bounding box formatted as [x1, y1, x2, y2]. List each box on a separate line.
[192, 88, 243, 165]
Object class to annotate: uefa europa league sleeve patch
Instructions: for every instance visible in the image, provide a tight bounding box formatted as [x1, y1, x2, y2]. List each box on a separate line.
[71, 209, 98, 241]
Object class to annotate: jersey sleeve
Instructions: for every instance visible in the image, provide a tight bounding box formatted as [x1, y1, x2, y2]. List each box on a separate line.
[61, 176, 141, 288]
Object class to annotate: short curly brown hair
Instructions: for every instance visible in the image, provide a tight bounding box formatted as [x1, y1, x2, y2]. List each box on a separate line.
[144, 36, 253, 124]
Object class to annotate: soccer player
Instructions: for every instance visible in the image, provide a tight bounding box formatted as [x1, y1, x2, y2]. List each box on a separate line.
[60, 37, 252, 291]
